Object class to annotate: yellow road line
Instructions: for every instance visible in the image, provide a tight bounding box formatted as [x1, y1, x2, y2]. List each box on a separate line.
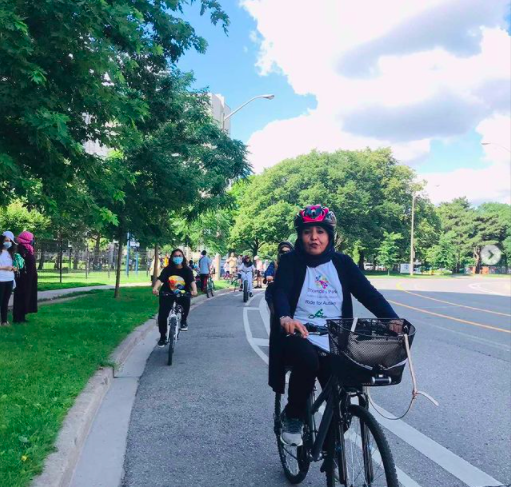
[388, 299, 511, 334]
[396, 283, 511, 317]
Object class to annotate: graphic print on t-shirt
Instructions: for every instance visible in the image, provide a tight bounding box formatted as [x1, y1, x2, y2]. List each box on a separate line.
[294, 262, 343, 328]
[315, 274, 330, 290]
[168, 275, 186, 294]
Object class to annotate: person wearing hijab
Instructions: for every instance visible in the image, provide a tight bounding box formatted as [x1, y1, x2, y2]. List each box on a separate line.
[264, 241, 294, 311]
[270, 205, 398, 446]
[13, 231, 38, 323]
[0, 231, 16, 326]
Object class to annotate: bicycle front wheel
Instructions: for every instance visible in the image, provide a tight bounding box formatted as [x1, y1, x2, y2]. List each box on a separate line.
[167, 316, 178, 366]
[326, 405, 398, 487]
[243, 280, 248, 302]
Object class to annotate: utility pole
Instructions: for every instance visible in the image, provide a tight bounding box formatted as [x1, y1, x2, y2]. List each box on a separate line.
[410, 193, 417, 277]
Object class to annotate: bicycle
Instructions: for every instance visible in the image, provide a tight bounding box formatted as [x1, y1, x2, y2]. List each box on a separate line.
[239, 269, 251, 302]
[160, 291, 189, 366]
[206, 275, 215, 298]
[275, 318, 416, 486]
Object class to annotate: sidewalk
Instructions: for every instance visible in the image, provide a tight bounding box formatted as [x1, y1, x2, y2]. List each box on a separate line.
[8, 282, 150, 307]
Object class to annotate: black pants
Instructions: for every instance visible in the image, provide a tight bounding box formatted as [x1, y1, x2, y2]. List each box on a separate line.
[282, 334, 331, 420]
[157, 294, 191, 338]
[0, 281, 13, 323]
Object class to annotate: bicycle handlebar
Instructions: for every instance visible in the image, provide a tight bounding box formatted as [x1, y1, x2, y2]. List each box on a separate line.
[160, 290, 191, 298]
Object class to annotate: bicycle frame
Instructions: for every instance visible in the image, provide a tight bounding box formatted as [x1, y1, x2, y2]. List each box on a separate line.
[305, 376, 368, 463]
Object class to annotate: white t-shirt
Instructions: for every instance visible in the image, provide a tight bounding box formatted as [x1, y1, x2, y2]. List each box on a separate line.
[0, 250, 14, 282]
[294, 261, 343, 327]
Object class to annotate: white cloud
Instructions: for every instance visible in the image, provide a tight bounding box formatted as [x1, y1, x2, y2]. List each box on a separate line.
[241, 0, 510, 203]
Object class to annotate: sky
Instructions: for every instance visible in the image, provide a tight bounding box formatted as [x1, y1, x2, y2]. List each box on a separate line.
[178, 0, 511, 205]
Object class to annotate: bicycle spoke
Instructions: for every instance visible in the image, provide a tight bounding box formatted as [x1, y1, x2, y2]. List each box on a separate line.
[344, 419, 387, 486]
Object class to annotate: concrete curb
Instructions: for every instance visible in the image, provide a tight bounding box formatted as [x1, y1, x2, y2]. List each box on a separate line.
[30, 288, 230, 487]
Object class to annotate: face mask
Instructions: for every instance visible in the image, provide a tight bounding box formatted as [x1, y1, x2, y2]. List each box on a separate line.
[3, 242, 12, 249]
[173, 256, 183, 265]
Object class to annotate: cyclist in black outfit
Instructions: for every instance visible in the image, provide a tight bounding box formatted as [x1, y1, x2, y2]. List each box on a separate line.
[271, 205, 398, 446]
[152, 248, 197, 346]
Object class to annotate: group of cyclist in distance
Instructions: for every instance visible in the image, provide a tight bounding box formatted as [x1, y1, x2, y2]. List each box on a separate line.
[152, 204, 401, 451]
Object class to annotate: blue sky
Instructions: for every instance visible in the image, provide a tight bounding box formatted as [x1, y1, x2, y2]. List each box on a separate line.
[178, 1, 316, 143]
[177, 0, 510, 204]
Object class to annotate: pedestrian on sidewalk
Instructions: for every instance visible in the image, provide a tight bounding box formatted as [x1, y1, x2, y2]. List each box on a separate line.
[13, 231, 38, 323]
[0, 232, 16, 326]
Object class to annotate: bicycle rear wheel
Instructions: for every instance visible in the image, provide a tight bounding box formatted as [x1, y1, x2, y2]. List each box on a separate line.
[274, 393, 310, 484]
[209, 279, 214, 297]
[326, 405, 398, 487]
[167, 316, 178, 366]
[243, 279, 248, 302]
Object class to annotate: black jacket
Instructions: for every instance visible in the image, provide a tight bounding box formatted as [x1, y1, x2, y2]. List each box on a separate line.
[269, 250, 398, 394]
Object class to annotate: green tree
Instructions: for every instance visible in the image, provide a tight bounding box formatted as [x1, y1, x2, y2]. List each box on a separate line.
[0, 200, 50, 237]
[437, 198, 476, 273]
[377, 232, 402, 274]
[96, 72, 249, 295]
[426, 231, 457, 271]
[229, 148, 423, 262]
[469, 203, 511, 273]
[0, 0, 229, 219]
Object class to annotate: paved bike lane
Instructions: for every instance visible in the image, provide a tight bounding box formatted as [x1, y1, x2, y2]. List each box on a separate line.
[122, 291, 324, 487]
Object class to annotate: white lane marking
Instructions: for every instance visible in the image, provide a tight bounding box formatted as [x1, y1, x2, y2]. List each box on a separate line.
[370, 405, 503, 487]
[243, 307, 269, 365]
[245, 290, 263, 306]
[469, 282, 511, 298]
[258, 296, 270, 335]
[252, 338, 269, 347]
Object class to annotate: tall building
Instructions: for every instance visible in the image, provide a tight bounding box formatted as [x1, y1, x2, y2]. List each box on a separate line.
[208, 93, 231, 135]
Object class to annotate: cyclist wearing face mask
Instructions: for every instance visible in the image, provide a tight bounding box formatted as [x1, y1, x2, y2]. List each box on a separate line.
[152, 248, 198, 345]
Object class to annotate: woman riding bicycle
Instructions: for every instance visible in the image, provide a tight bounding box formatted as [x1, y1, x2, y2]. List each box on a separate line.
[152, 249, 198, 346]
[271, 205, 398, 446]
[239, 255, 255, 297]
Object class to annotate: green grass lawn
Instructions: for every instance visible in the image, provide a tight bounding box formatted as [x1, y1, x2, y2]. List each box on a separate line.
[37, 270, 151, 291]
[0, 288, 158, 487]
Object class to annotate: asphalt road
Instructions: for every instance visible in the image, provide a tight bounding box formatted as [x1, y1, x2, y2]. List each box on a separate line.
[122, 277, 511, 487]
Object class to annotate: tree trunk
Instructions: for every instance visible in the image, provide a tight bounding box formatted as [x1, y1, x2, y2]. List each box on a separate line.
[251, 241, 259, 258]
[114, 237, 123, 298]
[152, 244, 159, 286]
[73, 244, 80, 270]
[93, 234, 101, 268]
[474, 248, 482, 274]
[37, 242, 46, 270]
[358, 251, 365, 270]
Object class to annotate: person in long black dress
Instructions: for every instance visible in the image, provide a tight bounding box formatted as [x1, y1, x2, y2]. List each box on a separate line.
[13, 231, 38, 323]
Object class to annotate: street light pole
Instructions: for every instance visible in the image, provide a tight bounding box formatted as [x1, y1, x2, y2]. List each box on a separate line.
[410, 193, 417, 277]
[222, 94, 275, 132]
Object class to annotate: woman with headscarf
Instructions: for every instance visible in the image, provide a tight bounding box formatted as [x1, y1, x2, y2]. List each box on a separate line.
[264, 241, 294, 311]
[13, 231, 38, 323]
[270, 205, 398, 446]
[0, 231, 17, 326]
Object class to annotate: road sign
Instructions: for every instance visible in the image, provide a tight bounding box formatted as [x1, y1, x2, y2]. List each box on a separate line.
[481, 244, 502, 265]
